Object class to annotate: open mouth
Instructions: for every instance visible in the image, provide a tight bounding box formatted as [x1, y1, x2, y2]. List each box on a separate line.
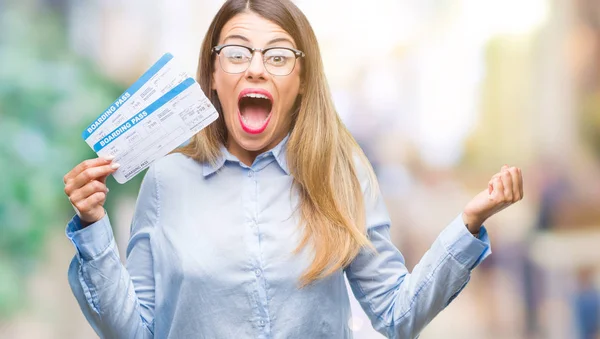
[238, 89, 273, 134]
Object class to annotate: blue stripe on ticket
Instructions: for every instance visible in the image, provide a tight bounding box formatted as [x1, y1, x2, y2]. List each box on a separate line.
[92, 77, 195, 152]
[82, 53, 174, 140]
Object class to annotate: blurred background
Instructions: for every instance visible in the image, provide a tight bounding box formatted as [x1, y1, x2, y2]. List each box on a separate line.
[1, 0, 599, 338]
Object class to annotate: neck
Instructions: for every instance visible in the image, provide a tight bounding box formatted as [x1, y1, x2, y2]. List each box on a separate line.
[226, 133, 286, 167]
[228, 145, 260, 166]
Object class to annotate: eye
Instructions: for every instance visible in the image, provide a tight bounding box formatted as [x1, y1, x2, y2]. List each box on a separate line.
[222, 46, 251, 64]
[268, 56, 287, 65]
[264, 49, 294, 66]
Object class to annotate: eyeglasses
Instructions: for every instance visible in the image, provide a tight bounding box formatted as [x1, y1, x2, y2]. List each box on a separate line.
[212, 44, 305, 76]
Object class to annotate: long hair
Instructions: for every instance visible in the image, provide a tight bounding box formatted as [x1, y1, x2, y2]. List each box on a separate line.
[176, 0, 377, 287]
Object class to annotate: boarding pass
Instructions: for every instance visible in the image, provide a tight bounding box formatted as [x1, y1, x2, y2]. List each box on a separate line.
[82, 53, 219, 183]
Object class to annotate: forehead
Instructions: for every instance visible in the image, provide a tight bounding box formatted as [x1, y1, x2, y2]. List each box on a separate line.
[219, 11, 296, 47]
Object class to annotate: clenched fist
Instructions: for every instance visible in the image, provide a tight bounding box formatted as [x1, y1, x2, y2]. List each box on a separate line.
[462, 165, 524, 233]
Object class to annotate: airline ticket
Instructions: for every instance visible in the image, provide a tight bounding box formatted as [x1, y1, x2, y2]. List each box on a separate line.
[82, 53, 219, 183]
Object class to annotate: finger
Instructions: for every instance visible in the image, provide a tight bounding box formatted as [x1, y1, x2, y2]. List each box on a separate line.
[489, 171, 503, 194]
[64, 156, 115, 184]
[491, 177, 505, 201]
[68, 180, 109, 205]
[65, 163, 120, 195]
[518, 168, 524, 198]
[508, 167, 521, 201]
[489, 171, 504, 187]
[491, 164, 510, 179]
[99, 172, 110, 185]
[500, 169, 514, 202]
[73, 191, 107, 217]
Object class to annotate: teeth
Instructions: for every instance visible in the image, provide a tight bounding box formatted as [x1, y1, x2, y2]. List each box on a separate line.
[241, 114, 270, 125]
[243, 93, 270, 100]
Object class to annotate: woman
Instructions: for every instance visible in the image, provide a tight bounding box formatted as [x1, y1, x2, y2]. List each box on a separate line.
[63, 0, 523, 338]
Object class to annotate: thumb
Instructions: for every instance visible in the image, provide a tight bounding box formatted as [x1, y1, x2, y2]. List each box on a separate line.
[99, 174, 109, 185]
[490, 177, 504, 201]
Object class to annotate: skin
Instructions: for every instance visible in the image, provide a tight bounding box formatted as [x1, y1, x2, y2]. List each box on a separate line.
[212, 12, 302, 167]
[63, 156, 118, 225]
[462, 165, 524, 232]
[63, 12, 523, 233]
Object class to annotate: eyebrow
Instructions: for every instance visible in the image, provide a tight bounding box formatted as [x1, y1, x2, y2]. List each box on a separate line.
[223, 34, 296, 47]
[266, 37, 295, 47]
[223, 34, 250, 43]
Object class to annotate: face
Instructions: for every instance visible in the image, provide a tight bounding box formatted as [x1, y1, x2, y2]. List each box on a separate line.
[212, 12, 302, 162]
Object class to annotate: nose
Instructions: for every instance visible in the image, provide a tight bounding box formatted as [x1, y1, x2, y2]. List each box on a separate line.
[245, 51, 268, 80]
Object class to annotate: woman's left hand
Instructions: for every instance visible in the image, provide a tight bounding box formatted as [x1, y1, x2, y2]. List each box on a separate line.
[462, 165, 524, 233]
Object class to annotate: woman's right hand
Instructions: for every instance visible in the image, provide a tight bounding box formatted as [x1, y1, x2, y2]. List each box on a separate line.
[63, 156, 120, 226]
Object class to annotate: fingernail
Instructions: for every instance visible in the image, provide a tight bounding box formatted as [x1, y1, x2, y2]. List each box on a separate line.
[103, 155, 115, 162]
[110, 163, 121, 169]
[106, 188, 110, 193]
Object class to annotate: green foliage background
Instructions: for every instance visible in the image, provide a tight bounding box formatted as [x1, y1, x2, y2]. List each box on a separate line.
[0, 3, 142, 318]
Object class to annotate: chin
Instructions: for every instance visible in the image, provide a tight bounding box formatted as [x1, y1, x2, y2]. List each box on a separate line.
[234, 129, 276, 152]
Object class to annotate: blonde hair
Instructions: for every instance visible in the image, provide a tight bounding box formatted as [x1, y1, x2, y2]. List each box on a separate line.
[176, 0, 377, 286]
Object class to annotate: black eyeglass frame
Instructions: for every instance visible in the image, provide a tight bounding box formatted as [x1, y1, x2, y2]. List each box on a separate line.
[211, 44, 306, 76]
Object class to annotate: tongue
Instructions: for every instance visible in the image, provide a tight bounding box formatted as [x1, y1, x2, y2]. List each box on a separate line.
[241, 106, 269, 128]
